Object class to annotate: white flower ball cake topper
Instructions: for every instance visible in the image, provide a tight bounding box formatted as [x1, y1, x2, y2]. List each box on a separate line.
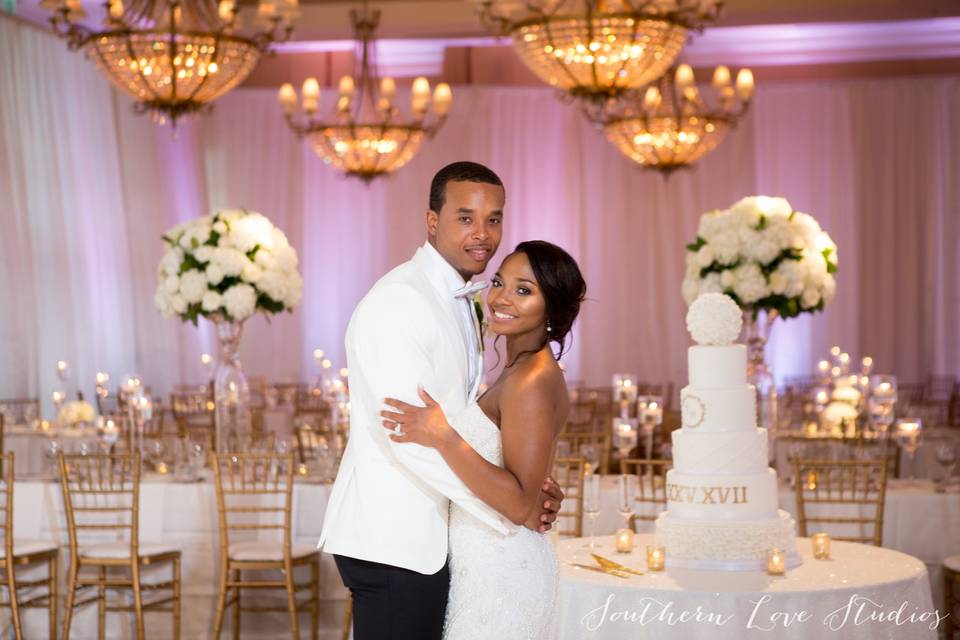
[686, 293, 743, 346]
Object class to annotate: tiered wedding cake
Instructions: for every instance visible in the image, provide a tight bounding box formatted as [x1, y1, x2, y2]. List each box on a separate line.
[655, 293, 800, 571]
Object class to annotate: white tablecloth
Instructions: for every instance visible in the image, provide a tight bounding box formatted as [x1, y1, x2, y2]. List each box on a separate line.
[5, 426, 100, 477]
[6, 478, 346, 640]
[592, 476, 960, 612]
[556, 534, 940, 639]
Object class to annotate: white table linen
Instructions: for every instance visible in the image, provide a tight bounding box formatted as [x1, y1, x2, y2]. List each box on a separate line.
[556, 534, 940, 639]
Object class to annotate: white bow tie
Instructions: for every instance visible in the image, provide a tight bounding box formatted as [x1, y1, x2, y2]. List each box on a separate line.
[453, 281, 488, 298]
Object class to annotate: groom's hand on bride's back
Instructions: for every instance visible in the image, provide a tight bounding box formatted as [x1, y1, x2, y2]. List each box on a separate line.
[525, 477, 564, 533]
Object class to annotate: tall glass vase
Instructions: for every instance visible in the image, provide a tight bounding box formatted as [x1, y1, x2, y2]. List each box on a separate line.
[744, 309, 779, 434]
[213, 318, 251, 453]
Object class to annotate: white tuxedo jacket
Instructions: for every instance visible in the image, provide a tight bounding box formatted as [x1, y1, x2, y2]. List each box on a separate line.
[318, 243, 515, 574]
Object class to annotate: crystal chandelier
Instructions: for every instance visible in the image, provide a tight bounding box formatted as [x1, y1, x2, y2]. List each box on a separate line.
[278, 3, 452, 183]
[43, 0, 298, 125]
[601, 63, 754, 174]
[478, 0, 722, 107]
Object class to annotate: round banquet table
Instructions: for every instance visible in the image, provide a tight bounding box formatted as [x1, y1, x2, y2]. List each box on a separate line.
[556, 534, 941, 640]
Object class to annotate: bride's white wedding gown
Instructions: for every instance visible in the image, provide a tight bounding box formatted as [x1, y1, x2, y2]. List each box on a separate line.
[443, 403, 559, 640]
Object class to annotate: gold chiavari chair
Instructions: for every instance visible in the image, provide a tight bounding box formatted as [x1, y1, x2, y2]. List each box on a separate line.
[943, 554, 960, 639]
[620, 458, 672, 533]
[792, 458, 889, 546]
[58, 452, 181, 639]
[212, 452, 320, 639]
[0, 399, 40, 426]
[0, 453, 59, 640]
[551, 457, 586, 538]
[294, 424, 330, 465]
[556, 431, 611, 475]
[294, 388, 332, 422]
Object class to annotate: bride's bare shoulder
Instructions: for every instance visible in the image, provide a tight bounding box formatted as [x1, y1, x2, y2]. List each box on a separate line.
[501, 350, 569, 418]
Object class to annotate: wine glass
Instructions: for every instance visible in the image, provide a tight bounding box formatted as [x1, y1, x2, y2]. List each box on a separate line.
[45, 438, 61, 477]
[582, 473, 601, 548]
[580, 443, 601, 473]
[935, 442, 957, 492]
[617, 474, 637, 530]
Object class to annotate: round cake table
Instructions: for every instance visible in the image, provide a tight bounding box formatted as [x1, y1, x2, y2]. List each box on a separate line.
[556, 534, 941, 639]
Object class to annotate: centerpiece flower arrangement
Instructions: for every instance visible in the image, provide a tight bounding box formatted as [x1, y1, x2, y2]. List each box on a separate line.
[154, 209, 303, 450]
[681, 196, 838, 430]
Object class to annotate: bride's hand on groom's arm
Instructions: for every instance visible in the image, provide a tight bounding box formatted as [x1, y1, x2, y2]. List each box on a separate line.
[525, 478, 563, 533]
[380, 386, 460, 452]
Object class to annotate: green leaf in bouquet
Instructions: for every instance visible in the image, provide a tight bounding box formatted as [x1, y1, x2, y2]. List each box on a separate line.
[179, 253, 204, 274]
[755, 214, 767, 231]
[789, 211, 797, 222]
[216, 276, 241, 293]
[247, 245, 260, 261]
[257, 293, 285, 314]
[685, 236, 707, 252]
[207, 230, 220, 247]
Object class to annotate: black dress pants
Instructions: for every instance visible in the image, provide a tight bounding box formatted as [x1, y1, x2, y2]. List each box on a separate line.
[334, 554, 450, 640]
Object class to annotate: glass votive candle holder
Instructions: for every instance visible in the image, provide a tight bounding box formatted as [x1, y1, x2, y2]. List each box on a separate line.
[767, 548, 786, 575]
[297, 463, 309, 476]
[646, 545, 665, 571]
[615, 528, 634, 554]
[812, 533, 831, 560]
[155, 462, 169, 474]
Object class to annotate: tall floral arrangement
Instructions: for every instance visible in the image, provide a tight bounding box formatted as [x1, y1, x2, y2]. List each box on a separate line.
[682, 196, 838, 318]
[154, 209, 303, 324]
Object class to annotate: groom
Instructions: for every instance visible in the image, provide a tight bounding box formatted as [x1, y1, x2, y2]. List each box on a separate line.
[319, 162, 563, 640]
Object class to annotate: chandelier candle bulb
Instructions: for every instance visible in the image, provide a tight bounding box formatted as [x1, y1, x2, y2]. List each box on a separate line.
[616, 529, 634, 553]
[643, 86, 661, 112]
[675, 64, 694, 87]
[108, 0, 124, 19]
[278, 83, 297, 114]
[412, 77, 431, 113]
[646, 545, 665, 571]
[735, 68, 755, 100]
[812, 533, 831, 560]
[217, 0, 234, 22]
[433, 83, 453, 116]
[380, 77, 396, 99]
[712, 65, 731, 87]
[767, 549, 786, 575]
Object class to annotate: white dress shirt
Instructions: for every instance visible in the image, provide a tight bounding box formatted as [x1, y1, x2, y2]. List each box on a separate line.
[317, 242, 515, 575]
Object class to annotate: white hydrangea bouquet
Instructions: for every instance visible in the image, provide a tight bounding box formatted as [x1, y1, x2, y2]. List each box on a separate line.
[681, 196, 838, 319]
[154, 209, 303, 324]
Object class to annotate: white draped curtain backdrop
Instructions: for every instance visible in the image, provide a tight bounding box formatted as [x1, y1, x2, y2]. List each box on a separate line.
[2, 16, 958, 413]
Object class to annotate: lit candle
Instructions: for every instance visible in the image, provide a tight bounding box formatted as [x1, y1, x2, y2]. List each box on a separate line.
[815, 390, 829, 406]
[278, 83, 298, 114]
[109, 0, 125, 19]
[805, 470, 818, 491]
[812, 533, 831, 560]
[217, 0, 233, 21]
[338, 75, 355, 98]
[321, 359, 332, 370]
[830, 366, 842, 379]
[615, 528, 634, 554]
[817, 360, 830, 375]
[804, 421, 818, 436]
[830, 346, 841, 358]
[156, 462, 169, 474]
[735, 68, 754, 100]
[861, 357, 874, 375]
[675, 64, 694, 87]
[646, 545, 665, 571]
[302, 77, 320, 114]
[767, 548, 786, 575]
[339, 368, 349, 379]
[313, 348, 325, 360]
[297, 463, 308, 476]
[839, 353, 851, 368]
[432, 83, 453, 116]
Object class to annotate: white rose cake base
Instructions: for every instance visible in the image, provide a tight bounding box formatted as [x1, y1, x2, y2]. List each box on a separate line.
[656, 293, 801, 571]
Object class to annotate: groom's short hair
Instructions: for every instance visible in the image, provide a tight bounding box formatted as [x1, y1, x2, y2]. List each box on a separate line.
[429, 162, 504, 213]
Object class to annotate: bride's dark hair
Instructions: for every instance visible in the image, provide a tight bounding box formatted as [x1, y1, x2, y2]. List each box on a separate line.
[496, 240, 587, 367]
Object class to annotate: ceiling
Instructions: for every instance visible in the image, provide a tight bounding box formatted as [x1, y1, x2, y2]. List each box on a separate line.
[11, 0, 960, 41]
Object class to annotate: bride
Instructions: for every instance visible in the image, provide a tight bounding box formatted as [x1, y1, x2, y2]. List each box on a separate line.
[381, 240, 587, 640]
